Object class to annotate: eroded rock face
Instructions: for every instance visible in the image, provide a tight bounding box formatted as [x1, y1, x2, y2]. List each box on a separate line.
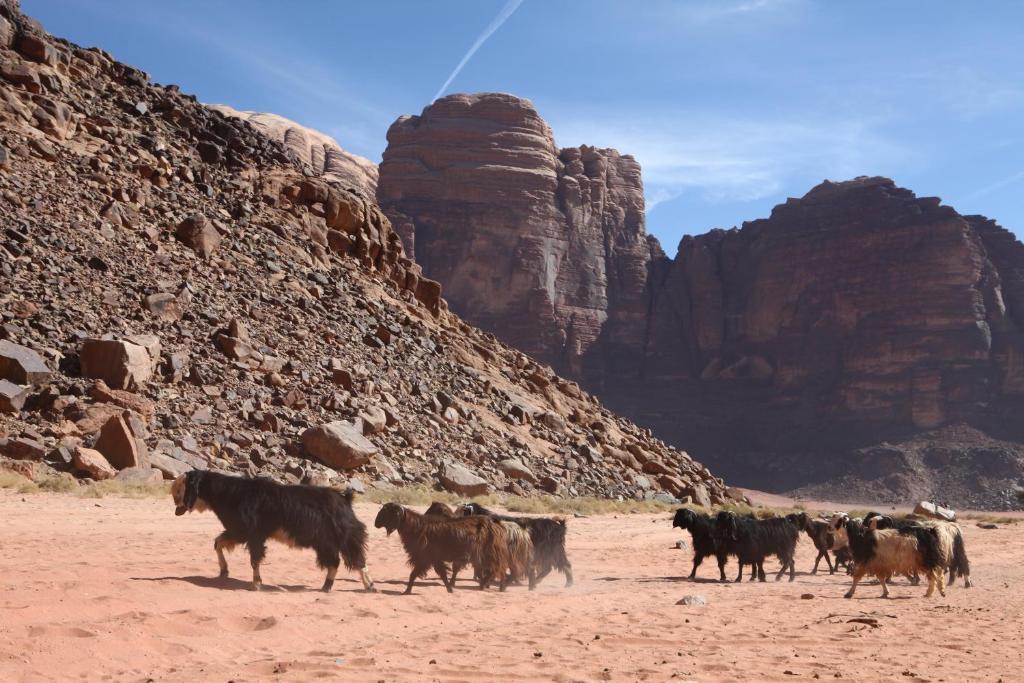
[378, 93, 656, 368]
[209, 105, 378, 198]
[632, 177, 1024, 487]
[378, 93, 1024, 506]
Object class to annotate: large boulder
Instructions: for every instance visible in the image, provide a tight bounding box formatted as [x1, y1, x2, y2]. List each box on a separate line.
[301, 421, 377, 470]
[0, 340, 50, 384]
[79, 338, 159, 390]
[914, 501, 957, 522]
[72, 446, 116, 480]
[175, 214, 222, 258]
[498, 457, 537, 483]
[114, 467, 163, 484]
[437, 460, 489, 497]
[93, 413, 149, 469]
[148, 451, 191, 480]
[0, 379, 28, 413]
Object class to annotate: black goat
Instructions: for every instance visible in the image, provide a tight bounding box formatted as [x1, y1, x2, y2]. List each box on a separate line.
[672, 508, 727, 581]
[171, 470, 374, 592]
[457, 502, 573, 587]
[786, 512, 835, 575]
[715, 511, 797, 582]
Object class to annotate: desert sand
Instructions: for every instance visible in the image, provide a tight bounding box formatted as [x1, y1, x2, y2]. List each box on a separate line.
[0, 489, 1020, 682]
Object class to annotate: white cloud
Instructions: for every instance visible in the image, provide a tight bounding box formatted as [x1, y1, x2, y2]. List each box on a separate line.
[552, 114, 905, 210]
[666, 0, 804, 26]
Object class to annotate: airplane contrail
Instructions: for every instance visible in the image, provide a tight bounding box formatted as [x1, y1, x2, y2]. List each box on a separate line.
[432, 0, 525, 102]
[960, 169, 1024, 203]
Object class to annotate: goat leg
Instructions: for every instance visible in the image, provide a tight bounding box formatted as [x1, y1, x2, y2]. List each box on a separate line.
[434, 562, 454, 593]
[562, 562, 574, 588]
[689, 552, 704, 579]
[359, 567, 376, 593]
[844, 567, 866, 599]
[214, 532, 235, 579]
[405, 564, 426, 595]
[322, 565, 338, 593]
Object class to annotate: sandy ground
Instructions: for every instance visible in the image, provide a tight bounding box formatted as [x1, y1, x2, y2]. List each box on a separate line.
[0, 490, 1021, 682]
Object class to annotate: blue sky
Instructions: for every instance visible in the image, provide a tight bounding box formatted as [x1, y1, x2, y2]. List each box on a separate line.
[26, 0, 1024, 251]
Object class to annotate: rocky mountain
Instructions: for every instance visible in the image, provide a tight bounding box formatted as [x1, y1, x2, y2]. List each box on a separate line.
[208, 105, 378, 198]
[377, 95, 1024, 508]
[0, 1, 731, 507]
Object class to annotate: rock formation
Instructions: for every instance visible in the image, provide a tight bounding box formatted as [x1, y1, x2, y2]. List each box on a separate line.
[0, 3, 728, 506]
[378, 96, 1024, 508]
[209, 104, 378, 198]
[377, 93, 657, 370]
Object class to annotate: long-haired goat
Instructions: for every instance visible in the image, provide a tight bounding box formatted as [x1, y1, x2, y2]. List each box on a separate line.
[170, 470, 374, 592]
[843, 519, 945, 598]
[715, 511, 797, 582]
[457, 502, 573, 587]
[375, 502, 511, 594]
[673, 508, 727, 581]
[866, 515, 972, 588]
[425, 501, 457, 518]
[425, 501, 535, 588]
[786, 512, 836, 575]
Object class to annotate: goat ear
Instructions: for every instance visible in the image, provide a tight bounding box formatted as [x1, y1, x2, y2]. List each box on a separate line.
[183, 470, 202, 511]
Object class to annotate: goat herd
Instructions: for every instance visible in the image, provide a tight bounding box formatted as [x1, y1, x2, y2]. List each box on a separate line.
[170, 470, 972, 599]
[674, 509, 973, 599]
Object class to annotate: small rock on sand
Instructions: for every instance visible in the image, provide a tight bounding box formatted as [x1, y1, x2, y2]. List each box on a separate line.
[676, 595, 706, 606]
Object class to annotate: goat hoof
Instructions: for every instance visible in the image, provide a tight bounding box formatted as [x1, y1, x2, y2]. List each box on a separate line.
[218, 571, 228, 579]
[843, 592, 853, 599]
[252, 583, 262, 592]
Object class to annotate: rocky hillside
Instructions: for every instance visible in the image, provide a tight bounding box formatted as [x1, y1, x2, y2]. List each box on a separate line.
[0, 1, 731, 507]
[377, 94, 1024, 509]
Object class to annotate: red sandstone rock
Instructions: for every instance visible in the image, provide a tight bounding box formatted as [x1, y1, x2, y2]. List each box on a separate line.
[94, 413, 149, 470]
[378, 93, 652, 364]
[79, 338, 155, 391]
[209, 105, 378, 198]
[0, 340, 49, 384]
[73, 446, 116, 480]
[175, 214, 222, 259]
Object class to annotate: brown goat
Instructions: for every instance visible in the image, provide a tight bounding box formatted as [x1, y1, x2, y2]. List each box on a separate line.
[375, 502, 511, 594]
[424, 501, 457, 517]
[424, 502, 535, 588]
[500, 521, 537, 589]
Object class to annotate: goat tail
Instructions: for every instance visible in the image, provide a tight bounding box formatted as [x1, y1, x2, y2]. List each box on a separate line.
[951, 529, 970, 580]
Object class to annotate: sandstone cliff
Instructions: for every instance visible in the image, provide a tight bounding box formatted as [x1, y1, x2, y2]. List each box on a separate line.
[377, 93, 657, 373]
[378, 95, 1024, 508]
[208, 104, 378, 198]
[0, 5, 729, 506]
